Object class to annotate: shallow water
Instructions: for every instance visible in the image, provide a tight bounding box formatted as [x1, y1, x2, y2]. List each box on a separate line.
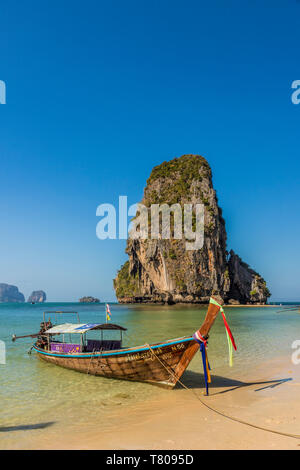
[0, 302, 299, 448]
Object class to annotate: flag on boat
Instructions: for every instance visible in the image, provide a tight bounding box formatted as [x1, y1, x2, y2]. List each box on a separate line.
[106, 303, 111, 321]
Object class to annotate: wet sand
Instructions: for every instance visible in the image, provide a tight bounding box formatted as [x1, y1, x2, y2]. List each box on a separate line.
[11, 354, 300, 450]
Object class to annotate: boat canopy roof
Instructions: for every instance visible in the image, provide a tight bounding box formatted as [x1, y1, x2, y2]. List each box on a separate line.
[44, 322, 127, 334]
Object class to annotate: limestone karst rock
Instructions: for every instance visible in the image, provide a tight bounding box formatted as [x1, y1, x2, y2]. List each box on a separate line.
[79, 296, 100, 303]
[114, 155, 270, 305]
[27, 290, 46, 303]
[227, 250, 270, 304]
[0, 284, 25, 302]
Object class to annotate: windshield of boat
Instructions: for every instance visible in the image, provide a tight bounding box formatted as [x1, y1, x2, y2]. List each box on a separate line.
[43, 311, 80, 325]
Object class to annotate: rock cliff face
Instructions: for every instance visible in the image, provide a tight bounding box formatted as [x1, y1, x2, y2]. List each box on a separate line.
[227, 251, 270, 304]
[0, 284, 25, 302]
[114, 155, 271, 305]
[27, 291, 46, 303]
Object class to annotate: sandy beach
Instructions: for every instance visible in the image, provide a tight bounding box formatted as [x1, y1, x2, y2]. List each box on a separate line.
[2, 304, 299, 451]
[13, 353, 299, 450]
[1, 0, 300, 455]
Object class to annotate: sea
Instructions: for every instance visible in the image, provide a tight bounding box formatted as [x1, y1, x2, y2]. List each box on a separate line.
[0, 302, 299, 449]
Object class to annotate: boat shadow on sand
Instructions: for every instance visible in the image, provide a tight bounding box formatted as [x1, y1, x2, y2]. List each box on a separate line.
[179, 370, 292, 395]
[0, 422, 55, 433]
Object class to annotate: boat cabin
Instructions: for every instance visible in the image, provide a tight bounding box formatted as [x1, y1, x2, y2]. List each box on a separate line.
[40, 311, 127, 353]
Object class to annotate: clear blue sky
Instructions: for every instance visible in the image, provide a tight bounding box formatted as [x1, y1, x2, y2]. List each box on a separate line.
[0, 0, 299, 302]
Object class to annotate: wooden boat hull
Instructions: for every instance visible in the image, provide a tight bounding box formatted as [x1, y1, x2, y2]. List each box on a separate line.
[33, 336, 199, 388]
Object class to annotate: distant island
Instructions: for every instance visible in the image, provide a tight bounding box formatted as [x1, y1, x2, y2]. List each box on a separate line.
[27, 290, 46, 303]
[79, 296, 100, 303]
[114, 154, 271, 305]
[0, 283, 25, 302]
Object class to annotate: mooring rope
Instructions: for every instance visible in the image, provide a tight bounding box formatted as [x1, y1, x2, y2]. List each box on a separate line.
[86, 349, 96, 375]
[146, 344, 300, 441]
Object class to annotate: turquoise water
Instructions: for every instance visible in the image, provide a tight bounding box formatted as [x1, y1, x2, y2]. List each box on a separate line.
[0, 302, 299, 448]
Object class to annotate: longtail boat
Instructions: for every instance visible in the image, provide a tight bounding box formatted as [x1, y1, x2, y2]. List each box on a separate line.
[12, 297, 236, 390]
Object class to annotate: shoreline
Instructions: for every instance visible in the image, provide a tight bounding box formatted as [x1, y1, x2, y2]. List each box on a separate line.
[2, 303, 299, 451]
[119, 302, 284, 307]
[4, 351, 299, 450]
[224, 304, 282, 307]
[60, 354, 300, 450]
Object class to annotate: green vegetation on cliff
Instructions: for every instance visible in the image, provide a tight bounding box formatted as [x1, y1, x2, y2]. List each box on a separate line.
[114, 154, 270, 304]
[113, 261, 140, 298]
[145, 154, 211, 206]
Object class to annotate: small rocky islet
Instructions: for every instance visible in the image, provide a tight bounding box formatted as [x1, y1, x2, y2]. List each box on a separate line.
[79, 296, 100, 303]
[0, 283, 25, 303]
[27, 290, 47, 303]
[0, 285, 47, 303]
[114, 154, 271, 305]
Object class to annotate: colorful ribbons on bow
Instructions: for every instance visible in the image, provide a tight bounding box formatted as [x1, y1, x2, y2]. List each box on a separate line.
[193, 333, 211, 395]
[209, 297, 237, 367]
[193, 297, 237, 395]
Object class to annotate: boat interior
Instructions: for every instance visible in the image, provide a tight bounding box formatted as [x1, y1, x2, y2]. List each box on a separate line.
[40, 311, 127, 353]
[48, 337, 123, 353]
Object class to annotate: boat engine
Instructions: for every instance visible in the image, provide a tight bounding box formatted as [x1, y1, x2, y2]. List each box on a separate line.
[36, 321, 53, 349]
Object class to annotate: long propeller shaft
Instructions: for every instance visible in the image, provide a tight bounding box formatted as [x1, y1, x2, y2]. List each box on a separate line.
[12, 333, 40, 341]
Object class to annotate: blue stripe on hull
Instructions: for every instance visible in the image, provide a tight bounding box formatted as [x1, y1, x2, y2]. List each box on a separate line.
[33, 336, 194, 359]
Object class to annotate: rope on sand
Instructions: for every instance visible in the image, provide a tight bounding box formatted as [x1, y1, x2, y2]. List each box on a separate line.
[147, 344, 300, 441]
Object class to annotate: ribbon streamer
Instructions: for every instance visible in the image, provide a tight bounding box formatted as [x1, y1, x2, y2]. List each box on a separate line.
[209, 297, 237, 366]
[193, 334, 211, 395]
